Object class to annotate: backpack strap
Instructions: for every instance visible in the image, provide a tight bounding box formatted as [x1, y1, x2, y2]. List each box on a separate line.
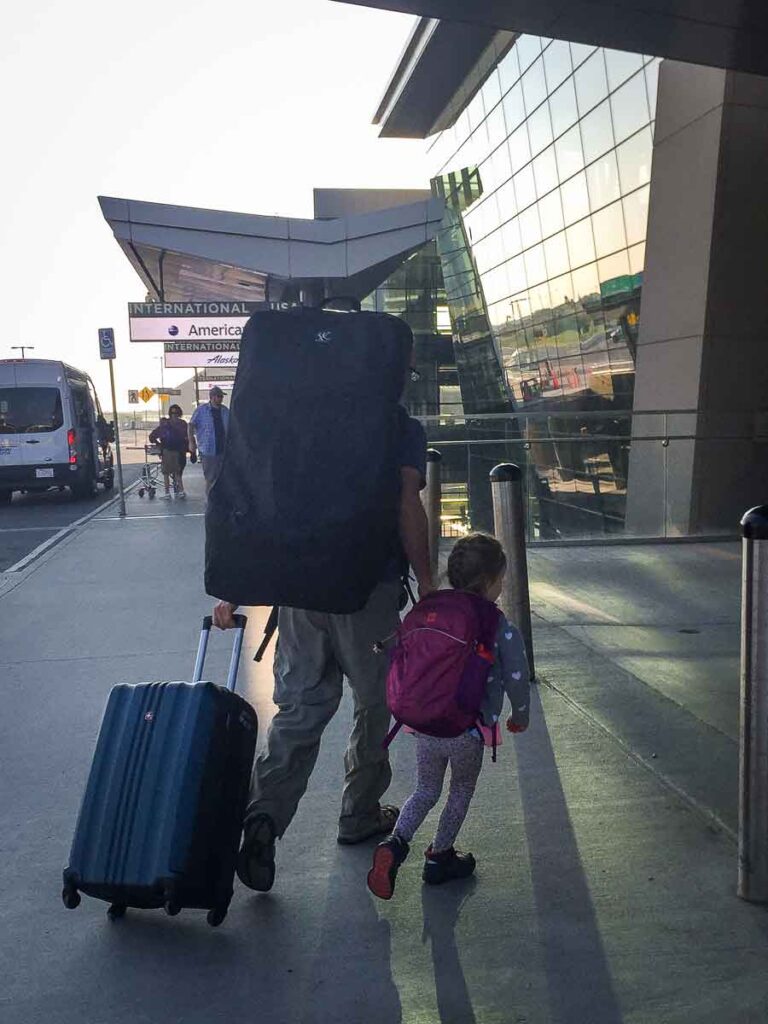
[382, 720, 402, 750]
[253, 606, 279, 662]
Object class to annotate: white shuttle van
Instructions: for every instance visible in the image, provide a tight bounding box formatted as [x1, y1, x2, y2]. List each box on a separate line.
[0, 359, 115, 504]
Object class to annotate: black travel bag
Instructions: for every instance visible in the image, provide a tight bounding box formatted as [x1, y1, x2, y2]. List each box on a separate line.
[62, 616, 257, 927]
[204, 304, 413, 614]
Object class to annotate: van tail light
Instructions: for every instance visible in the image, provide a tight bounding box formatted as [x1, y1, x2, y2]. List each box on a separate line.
[67, 428, 77, 464]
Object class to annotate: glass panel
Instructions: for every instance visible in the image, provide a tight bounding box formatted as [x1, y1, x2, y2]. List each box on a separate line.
[572, 260, 600, 302]
[533, 146, 559, 197]
[628, 240, 645, 274]
[592, 201, 627, 258]
[514, 164, 537, 210]
[502, 217, 524, 260]
[482, 262, 510, 303]
[524, 244, 547, 287]
[482, 68, 502, 112]
[516, 34, 542, 73]
[498, 45, 521, 95]
[522, 58, 548, 115]
[507, 254, 527, 294]
[597, 248, 631, 284]
[580, 100, 615, 164]
[519, 204, 543, 248]
[549, 78, 579, 138]
[527, 102, 554, 157]
[645, 60, 660, 119]
[0, 388, 63, 433]
[538, 188, 565, 238]
[610, 72, 651, 144]
[486, 103, 506, 149]
[561, 171, 590, 225]
[616, 126, 653, 194]
[508, 123, 532, 174]
[566, 216, 597, 268]
[502, 83, 526, 136]
[496, 178, 518, 223]
[622, 185, 650, 245]
[543, 38, 572, 92]
[603, 48, 644, 92]
[544, 231, 570, 279]
[574, 50, 608, 117]
[570, 41, 597, 69]
[586, 150, 621, 210]
[548, 270, 574, 307]
[555, 124, 584, 179]
[467, 90, 486, 132]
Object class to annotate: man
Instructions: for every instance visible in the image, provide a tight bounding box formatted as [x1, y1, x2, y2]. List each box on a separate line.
[188, 386, 229, 493]
[213, 406, 433, 893]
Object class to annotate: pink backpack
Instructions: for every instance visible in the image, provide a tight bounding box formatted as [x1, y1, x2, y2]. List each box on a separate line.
[384, 590, 501, 751]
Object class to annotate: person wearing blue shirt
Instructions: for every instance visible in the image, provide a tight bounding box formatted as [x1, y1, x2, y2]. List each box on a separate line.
[188, 386, 230, 493]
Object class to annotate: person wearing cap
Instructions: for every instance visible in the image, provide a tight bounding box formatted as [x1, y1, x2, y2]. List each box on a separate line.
[188, 386, 230, 493]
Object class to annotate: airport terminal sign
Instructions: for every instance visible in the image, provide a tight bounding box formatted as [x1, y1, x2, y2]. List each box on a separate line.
[128, 301, 262, 342]
[163, 340, 240, 369]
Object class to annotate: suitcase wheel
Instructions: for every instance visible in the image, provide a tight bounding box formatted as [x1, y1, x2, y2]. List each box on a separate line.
[207, 907, 227, 928]
[164, 900, 181, 917]
[107, 903, 127, 921]
[62, 887, 81, 910]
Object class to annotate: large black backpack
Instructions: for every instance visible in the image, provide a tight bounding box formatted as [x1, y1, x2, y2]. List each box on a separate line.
[204, 306, 413, 614]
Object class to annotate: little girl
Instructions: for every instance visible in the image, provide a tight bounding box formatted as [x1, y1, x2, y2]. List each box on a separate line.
[367, 532, 530, 900]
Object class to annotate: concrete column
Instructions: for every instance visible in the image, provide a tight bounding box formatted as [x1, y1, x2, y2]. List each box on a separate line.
[627, 62, 768, 535]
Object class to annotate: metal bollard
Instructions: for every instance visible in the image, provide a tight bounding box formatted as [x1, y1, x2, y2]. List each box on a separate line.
[490, 463, 535, 680]
[738, 504, 768, 901]
[423, 449, 442, 583]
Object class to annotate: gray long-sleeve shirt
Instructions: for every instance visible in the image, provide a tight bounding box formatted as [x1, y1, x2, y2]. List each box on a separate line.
[479, 614, 531, 729]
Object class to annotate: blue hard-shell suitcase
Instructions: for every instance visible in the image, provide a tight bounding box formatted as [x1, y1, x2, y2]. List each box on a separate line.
[62, 615, 257, 927]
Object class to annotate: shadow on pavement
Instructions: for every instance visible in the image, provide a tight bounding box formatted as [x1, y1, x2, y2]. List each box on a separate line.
[421, 877, 478, 1024]
[516, 687, 624, 1024]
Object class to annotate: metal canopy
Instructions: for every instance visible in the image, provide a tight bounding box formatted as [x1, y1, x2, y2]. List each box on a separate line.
[336, 1, 768, 77]
[99, 194, 445, 303]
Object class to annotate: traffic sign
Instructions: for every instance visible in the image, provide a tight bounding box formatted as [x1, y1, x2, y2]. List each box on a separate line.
[98, 327, 116, 360]
[139, 386, 155, 403]
[128, 390, 139, 404]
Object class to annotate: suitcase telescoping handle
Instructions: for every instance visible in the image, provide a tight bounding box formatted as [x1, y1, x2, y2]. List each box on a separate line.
[194, 614, 248, 692]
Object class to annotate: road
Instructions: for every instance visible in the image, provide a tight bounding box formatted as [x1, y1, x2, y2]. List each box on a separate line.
[0, 457, 143, 571]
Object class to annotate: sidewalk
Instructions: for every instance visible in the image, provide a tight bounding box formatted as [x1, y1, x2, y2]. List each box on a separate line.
[1, 474, 766, 1024]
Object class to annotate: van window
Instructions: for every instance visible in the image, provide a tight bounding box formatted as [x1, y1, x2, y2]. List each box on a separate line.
[0, 388, 64, 433]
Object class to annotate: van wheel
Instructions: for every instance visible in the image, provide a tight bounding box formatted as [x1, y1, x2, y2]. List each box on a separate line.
[0, 490, 11, 506]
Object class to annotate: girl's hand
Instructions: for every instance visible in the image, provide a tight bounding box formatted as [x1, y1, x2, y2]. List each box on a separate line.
[506, 713, 528, 734]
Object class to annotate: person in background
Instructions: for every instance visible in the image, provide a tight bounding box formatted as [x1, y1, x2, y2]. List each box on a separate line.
[149, 405, 189, 499]
[188, 386, 229, 493]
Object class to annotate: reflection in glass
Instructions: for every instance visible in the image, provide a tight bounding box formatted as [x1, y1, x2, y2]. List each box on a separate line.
[481, 68, 502, 113]
[496, 178, 517, 223]
[561, 171, 590, 225]
[516, 34, 542, 73]
[592, 201, 627, 258]
[555, 124, 584, 180]
[580, 100, 615, 164]
[566, 216, 596, 268]
[514, 164, 537, 210]
[587, 151, 621, 211]
[622, 186, 650, 246]
[527, 103, 554, 157]
[604, 48, 644, 92]
[502, 84, 526, 136]
[509, 123, 532, 174]
[549, 78, 579, 138]
[628, 241, 645, 274]
[570, 41, 597, 69]
[544, 232, 570, 279]
[544, 39, 572, 93]
[610, 72, 650, 144]
[533, 147, 559, 198]
[538, 188, 565, 238]
[524, 244, 547, 288]
[522, 58, 548, 116]
[616, 127, 652, 193]
[520, 205, 543, 248]
[574, 50, 608, 117]
[498, 45, 520, 95]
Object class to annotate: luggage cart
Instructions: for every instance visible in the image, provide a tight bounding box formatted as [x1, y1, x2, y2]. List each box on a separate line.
[137, 443, 161, 499]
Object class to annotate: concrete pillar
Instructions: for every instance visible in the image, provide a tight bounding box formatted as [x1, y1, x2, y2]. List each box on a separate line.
[627, 62, 768, 535]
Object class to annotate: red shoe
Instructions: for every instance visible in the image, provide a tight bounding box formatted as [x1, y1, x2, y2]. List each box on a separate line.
[367, 835, 410, 900]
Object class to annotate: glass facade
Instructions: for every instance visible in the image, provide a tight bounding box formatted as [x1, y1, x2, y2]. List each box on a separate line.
[420, 37, 660, 539]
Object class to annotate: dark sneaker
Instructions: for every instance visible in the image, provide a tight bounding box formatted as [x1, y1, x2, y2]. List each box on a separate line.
[337, 804, 400, 845]
[236, 813, 277, 892]
[422, 845, 476, 886]
[367, 835, 410, 900]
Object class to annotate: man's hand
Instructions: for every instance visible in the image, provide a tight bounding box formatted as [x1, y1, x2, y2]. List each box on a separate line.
[213, 601, 239, 629]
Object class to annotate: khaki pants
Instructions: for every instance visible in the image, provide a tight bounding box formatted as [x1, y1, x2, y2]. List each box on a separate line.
[200, 453, 223, 493]
[246, 579, 402, 839]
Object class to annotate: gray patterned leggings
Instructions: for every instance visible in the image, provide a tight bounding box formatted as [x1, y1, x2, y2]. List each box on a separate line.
[393, 732, 484, 852]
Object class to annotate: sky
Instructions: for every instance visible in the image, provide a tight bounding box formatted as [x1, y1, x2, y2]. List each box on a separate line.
[0, 0, 429, 411]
